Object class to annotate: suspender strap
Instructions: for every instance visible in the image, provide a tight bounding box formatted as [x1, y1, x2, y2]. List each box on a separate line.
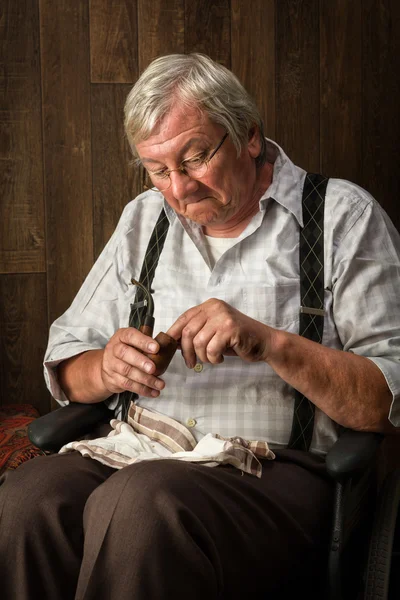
[128, 208, 170, 330]
[287, 173, 329, 451]
[119, 207, 169, 420]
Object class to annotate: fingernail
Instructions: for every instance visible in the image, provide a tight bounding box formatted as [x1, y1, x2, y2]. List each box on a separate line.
[144, 362, 153, 373]
[151, 389, 160, 397]
[148, 343, 158, 353]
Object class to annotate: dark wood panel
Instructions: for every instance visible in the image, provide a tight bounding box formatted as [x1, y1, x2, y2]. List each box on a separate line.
[0, 274, 50, 415]
[276, 0, 320, 173]
[137, 0, 184, 72]
[184, 0, 230, 67]
[89, 0, 138, 83]
[40, 0, 93, 323]
[92, 84, 142, 259]
[231, 0, 276, 140]
[362, 0, 400, 232]
[0, 0, 45, 273]
[320, 0, 362, 181]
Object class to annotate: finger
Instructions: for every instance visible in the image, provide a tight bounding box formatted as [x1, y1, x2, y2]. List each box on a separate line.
[202, 332, 228, 364]
[179, 313, 208, 368]
[114, 358, 165, 390]
[119, 327, 159, 354]
[166, 306, 203, 341]
[116, 373, 165, 398]
[102, 358, 165, 397]
[112, 341, 158, 375]
[192, 326, 220, 363]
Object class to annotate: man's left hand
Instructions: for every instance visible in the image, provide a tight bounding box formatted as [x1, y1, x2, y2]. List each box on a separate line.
[167, 298, 273, 368]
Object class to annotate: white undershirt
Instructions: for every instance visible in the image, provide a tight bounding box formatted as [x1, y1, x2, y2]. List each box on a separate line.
[203, 235, 238, 267]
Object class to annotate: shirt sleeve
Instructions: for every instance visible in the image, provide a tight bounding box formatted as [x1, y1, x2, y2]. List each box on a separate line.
[329, 182, 400, 426]
[43, 201, 139, 407]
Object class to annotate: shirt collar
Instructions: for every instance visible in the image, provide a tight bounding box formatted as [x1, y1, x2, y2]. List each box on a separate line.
[163, 198, 178, 224]
[259, 138, 305, 228]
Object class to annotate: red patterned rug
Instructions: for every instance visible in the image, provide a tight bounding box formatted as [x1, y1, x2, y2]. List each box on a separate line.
[0, 404, 44, 475]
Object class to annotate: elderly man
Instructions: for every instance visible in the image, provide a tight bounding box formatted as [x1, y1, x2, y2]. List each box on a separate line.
[1, 53, 399, 600]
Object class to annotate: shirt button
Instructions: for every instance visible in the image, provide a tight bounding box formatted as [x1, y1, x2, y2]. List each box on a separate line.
[193, 363, 203, 373]
[186, 418, 197, 428]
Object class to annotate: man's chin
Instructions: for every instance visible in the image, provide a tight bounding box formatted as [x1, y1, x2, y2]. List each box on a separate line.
[189, 212, 222, 227]
[185, 205, 220, 225]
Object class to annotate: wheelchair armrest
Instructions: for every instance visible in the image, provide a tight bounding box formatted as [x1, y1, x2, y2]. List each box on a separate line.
[325, 429, 384, 482]
[28, 401, 113, 453]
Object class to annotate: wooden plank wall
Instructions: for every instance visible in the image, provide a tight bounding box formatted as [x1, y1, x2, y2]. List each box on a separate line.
[1, 0, 399, 416]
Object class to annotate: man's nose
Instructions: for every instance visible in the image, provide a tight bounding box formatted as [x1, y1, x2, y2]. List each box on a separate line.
[169, 170, 199, 201]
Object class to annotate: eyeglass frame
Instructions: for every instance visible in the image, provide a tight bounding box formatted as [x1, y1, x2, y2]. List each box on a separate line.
[143, 131, 229, 192]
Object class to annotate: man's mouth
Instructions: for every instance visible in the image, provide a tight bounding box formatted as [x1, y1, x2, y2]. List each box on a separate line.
[183, 195, 211, 205]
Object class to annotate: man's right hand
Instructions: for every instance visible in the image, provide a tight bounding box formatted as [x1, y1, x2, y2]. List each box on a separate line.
[58, 328, 166, 403]
[101, 327, 166, 397]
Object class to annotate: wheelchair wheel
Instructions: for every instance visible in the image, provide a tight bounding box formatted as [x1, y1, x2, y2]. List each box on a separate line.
[364, 468, 400, 599]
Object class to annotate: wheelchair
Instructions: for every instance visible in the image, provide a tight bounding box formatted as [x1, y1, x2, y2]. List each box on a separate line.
[28, 401, 400, 599]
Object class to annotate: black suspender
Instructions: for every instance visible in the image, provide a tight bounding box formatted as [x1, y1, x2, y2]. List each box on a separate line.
[118, 208, 170, 420]
[120, 172, 328, 450]
[128, 208, 170, 331]
[287, 173, 328, 450]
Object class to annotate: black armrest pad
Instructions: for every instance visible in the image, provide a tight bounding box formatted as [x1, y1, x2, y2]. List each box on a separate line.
[325, 429, 384, 481]
[28, 402, 113, 452]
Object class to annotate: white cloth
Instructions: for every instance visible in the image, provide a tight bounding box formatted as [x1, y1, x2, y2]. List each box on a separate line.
[44, 139, 400, 456]
[59, 403, 275, 478]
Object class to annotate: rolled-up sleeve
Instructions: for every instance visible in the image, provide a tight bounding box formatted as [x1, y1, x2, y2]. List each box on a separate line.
[330, 184, 400, 426]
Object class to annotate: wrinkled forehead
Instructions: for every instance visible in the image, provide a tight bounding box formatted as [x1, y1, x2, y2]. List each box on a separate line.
[146, 103, 210, 140]
[135, 104, 221, 160]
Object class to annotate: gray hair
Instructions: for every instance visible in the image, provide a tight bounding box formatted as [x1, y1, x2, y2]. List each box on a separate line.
[124, 53, 267, 168]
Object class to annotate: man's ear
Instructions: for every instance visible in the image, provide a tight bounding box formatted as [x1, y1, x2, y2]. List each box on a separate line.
[248, 125, 261, 158]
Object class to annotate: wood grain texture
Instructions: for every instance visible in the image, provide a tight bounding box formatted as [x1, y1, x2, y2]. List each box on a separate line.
[92, 84, 141, 259]
[0, 0, 45, 274]
[231, 0, 276, 140]
[89, 0, 138, 83]
[0, 274, 50, 414]
[40, 0, 93, 323]
[184, 0, 230, 67]
[362, 0, 400, 232]
[138, 0, 184, 72]
[320, 0, 362, 181]
[276, 0, 320, 173]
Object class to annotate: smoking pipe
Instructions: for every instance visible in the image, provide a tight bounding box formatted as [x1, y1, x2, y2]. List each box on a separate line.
[131, 278, 178, 376]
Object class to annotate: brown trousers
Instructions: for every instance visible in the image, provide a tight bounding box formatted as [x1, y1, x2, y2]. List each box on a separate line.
[0, 449, 333, 600]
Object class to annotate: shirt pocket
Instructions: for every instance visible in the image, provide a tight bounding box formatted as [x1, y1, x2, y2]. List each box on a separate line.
[243, 283, 300, 330]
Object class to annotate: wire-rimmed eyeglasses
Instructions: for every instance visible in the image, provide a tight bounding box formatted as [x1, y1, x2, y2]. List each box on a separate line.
[143, 132, 229, 192]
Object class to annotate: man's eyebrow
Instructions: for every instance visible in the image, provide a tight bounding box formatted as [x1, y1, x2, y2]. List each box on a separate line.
[139, 137, 209, 166]
[139, 157, 163, 166]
